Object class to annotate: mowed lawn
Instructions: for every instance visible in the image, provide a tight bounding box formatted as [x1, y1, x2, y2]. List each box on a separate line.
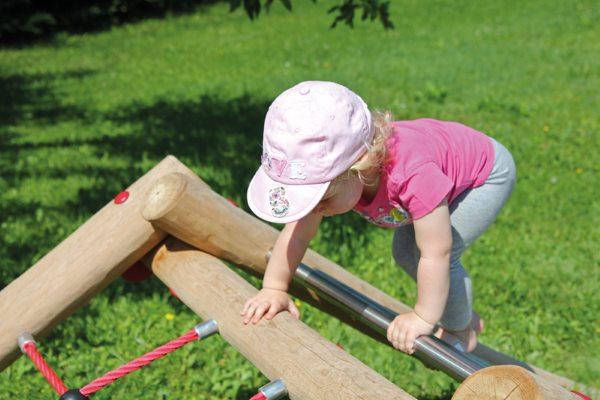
[0, 0, 598, 398]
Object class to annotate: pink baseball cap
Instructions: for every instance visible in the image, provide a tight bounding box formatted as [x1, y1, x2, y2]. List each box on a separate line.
[247, 81, 373, 223]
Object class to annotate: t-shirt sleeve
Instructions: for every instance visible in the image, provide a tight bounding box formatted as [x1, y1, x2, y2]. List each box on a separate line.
[395, 162, 453, 220]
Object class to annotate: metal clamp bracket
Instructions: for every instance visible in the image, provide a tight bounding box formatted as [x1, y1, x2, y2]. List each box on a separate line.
[194, 320, 219, 340]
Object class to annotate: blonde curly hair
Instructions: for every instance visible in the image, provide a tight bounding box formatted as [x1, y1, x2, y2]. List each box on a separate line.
[321, 109, 394, 200]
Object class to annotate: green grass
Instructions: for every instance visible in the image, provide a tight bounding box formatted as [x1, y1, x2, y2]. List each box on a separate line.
[1, 0, 599, 398]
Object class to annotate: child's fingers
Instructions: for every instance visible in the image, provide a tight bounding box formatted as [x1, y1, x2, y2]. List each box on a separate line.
[241, 298, 255, 315]
[386, 324, 394, 343]
[391, 324, 407, 353]
[388, 324, 400, 349]
[264, 303, 283, 320]
[243, 302, 258, 324]
[402, 331, 409, 353]
[405, 332, 418, 355]
[391, 326, 402, 351]
[398, 331, 407, 353]
[252, 302, 270, 324]
[288, 302, 300, 319]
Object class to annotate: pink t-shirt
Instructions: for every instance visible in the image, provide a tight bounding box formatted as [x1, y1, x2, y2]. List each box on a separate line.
[353, 118, 495, 228]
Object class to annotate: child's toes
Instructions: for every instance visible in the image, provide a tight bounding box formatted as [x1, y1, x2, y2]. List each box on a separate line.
[472, 311, 484, 335]
[465, 329, 479, 352]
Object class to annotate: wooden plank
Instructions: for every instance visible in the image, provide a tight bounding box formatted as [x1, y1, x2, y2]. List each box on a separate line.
[0, 156, 203, 371]
[141, 171, 598, 396]
[146, 238, 416, 400]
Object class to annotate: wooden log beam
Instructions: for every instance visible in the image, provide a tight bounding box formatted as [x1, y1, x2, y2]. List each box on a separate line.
[0, 156, 202, 372]
[141, 171, 597, 396]
[146, 238, 416, 400]
[452, 365, 582, 400]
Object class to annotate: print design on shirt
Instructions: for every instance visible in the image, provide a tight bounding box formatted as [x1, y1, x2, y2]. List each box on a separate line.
[383, 206, 411, 226]
[356, 204, 412, 228]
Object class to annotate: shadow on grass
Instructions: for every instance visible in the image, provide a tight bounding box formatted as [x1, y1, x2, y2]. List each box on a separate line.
[1, 68, 372, 291]
[0, 0, 223, 49]
[0, 68, 97, 174]
[0, 69, 100, 286]
[0, 69, 94, 129]
[104, 92, 269, 196]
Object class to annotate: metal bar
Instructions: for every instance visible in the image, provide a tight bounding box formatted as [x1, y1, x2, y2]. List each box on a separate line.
[294, 263, 490, 381]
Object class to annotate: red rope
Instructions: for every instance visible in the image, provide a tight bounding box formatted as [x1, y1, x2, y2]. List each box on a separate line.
[249, 393, 267, 400]
[80, 329, 198, 396]
[21, 341, 68, 396]
[572, 391, 591, 400]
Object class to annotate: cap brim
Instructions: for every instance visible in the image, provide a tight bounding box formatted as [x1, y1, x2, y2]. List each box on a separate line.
[247, 167, 330, 224]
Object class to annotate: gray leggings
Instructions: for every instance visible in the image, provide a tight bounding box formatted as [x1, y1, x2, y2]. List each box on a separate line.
[392, 138, 516, 331]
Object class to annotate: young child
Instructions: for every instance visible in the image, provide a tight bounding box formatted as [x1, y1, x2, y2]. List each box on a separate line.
[241, 80, 516, 355]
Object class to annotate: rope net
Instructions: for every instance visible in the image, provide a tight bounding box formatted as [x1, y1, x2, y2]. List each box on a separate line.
[19, 322, 286, 400]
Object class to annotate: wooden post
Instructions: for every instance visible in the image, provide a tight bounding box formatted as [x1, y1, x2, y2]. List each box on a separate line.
[141, 171, 597, 396]
[0, 156, 201, 371]
[452, 365, 582, 400]
[146, 238, 416, 400]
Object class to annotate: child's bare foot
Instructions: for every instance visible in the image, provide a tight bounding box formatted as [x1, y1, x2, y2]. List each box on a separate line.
[433, 312, 484, 352]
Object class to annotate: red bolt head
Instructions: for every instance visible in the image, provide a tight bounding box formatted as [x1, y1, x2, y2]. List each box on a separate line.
[226, 198, 238, 207]
[169, 287, 179, 300]
[114, 190, 130, 204]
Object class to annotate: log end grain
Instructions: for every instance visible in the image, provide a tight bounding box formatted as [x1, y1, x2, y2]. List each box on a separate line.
[452, 365, 580, 400]
[142, 172, 189, 221]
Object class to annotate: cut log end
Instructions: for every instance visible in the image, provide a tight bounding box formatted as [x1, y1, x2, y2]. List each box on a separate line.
[452, 365, 581, 400]
[142, 172, 188, 221]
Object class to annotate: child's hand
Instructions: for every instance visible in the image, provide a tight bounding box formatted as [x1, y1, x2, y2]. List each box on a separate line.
[241, 288, 300, 325]
[387, 311, 435, 354]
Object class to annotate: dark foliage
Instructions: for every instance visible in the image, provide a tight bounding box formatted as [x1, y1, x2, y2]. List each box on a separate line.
[1, 0, 393, 45]
[0, 70, 372, 285]
[230, 0, 394, 29]
[0, 0, 213, 43]
[327, 0, 393, 29]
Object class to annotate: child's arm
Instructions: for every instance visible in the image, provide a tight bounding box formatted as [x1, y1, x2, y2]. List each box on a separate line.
[241, 210, 323, 324]
[387, 199, 452, 353]
[262, 210, 323, 291]
[412, 199, 452, 325]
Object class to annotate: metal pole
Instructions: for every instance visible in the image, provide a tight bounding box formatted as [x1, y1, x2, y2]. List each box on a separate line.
[294, 263, 490, 381]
